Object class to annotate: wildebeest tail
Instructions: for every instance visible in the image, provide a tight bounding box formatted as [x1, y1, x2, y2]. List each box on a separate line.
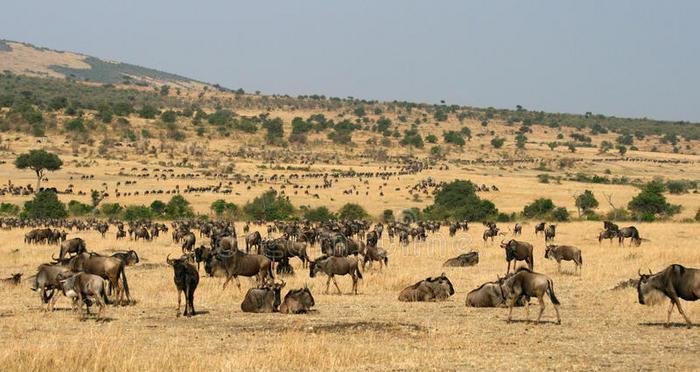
[384, 256, 389, 266]
[546, 280, 560, 305]
[356, 262, 363, 280]
[267, 264, 274, 280]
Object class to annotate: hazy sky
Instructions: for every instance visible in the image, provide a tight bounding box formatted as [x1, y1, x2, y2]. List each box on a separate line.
[3, 1, 699, 121]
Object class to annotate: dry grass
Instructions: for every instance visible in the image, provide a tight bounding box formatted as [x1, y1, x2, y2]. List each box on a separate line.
[0, 222, 698, 371]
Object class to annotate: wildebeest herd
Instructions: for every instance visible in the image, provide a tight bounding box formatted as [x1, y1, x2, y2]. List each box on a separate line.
[2, 217, 698, 328]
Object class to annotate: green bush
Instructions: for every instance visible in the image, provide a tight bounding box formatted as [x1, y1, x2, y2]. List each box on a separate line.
[303, 206, 336, 222]
[381, 209, 395, 223]
[138, 104, 159, 119]
[552, 207, 570, 221]
[165, 195, 194, 219]
[522, 198, 555, 218]
[23, 191, 67, 219]
[423, 180, 498, 221]
[575, 190, 599, 215]
[490, 137, 505, 149]
[68, 200, 94, 216]
[0, 203, 20, 216]
[338, 203, 368, 220]
[211, 199, 239, 218]
[123, 205, 154, 221]
[243, 190, 294, 220]
[100, 203, 123, 218]
[628, 181, 680, 218]
[443, 131, 465, 146]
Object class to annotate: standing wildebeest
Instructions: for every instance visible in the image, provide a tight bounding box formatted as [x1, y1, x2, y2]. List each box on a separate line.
[598, 229, 617, 244]
[637, 264, 699, 328]
[181, 232, 196, 253]
[245, 231, 262, 254]
[534, 222, 546, 235]
[618, 226, 642, 246]
[544, 245, 582, 274]
[501, 239, 534, 274]
[68, 252, 131, 305]
[603, 220, 619, 232]
[166, 254, 199, 317]
[483, 227, 499, 243]
[55, 272, 109, 320]
[443, 251, 479, 267]
[398, 273, 455, 302]
[309, 256, 363, 295]
[1, 273, 22, 285]
[58, 238, 86, 260]
[363, 243, 389, 270]
[240, 281, 286, 313]
[280, 285, 315, 314]
[32, 263, 72, 307]
[544, 224, 556, 242]
[466, 275, 529, 308]
[513, 223, 522, 236]
[213, 249, 273, 289]
[501, 267, 561, 325]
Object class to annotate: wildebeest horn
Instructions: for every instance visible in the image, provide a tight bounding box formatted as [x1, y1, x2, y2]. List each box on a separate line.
[51, 253, 59, 262]
[637, 268, 642, 277]
[648, 268, 652, 275]
[166, 254, 174, 265]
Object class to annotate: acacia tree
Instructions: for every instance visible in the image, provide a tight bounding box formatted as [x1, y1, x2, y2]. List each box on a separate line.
[15, 150, 62, 192]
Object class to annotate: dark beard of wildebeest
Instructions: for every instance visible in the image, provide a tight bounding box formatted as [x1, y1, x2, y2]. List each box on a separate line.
[68, 252, 131, 305]
[544, 224, 556, 242]
[500, 239, 534, 274]
[212, 249, 273, 290]
[58, 237, 86, 260]
[534, 222, 546, 235]
[442, 251, 478, 267]
[637, 264, 700, 328]
[166, 254, 199, 317]
[398, 273, 455, 302]
[280, 285, 315, 314]
[54, 272, 110, 320]
[245, 231, 262, 254]
[500, 267, 561, 325]
[309, 255, 363, 295]
[544, 245, 582, 274]
[466, 274, 529, 308]
[618, 226, 642, 246]
[240, 281, 286, 313]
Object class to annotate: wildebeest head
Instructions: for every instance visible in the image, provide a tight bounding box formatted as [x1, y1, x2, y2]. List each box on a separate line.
[637, 268, 664, 305]
[309, 260, 319, 278]
[500, 239, 515, 250]
[122, 250, 140, 266]
[544, 245, 555, 259]
[431, 273, 455, 297]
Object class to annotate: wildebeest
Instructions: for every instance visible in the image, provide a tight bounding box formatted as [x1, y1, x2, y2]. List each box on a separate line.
[111, 250, 140, 266]
[32, 263, 72, 307]
[598, 229, 617, 244]
[544, 224, 556, 242]
[58, 238, 86, 261]
[603, 220, 619, 232]
[166, 254, 199, 317]
[181, 232, 196, 253]
[618, 226, 642, 246]
[500, 239, 534, 274]
[534, 222, 546, 235]
[309, 255, 363, 295]
[1, 273, 22, 285]
[501, 267, 561, 325]
[245, 231, 262, 254]
[212, 249, 273, 289]
[637, 264, 699, 328]
[240, 281, 286, 313]
[443, 251, 479, 267]
[54, 272, 110, 320]
[483, 227, 499, 243]
[544, 245, 582, 274]
[513, 223, 522, 236]
[466, 275, 529, 308]
[280, 285, 315, 314]
[398, 273, 455, 302]
[68, 252, 131, 305]
[363, 243, 389, 270]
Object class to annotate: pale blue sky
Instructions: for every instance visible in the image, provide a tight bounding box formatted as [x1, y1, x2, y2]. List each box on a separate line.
[3, 1, 699, 121]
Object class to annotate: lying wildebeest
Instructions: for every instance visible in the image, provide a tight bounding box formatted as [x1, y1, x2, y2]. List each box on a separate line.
[598, 229, 617, 244]
[363, 243, 388, 270]
[166, 254, 199, 317]
[544, 224, 556, 242]
[32, 263, 72, 307]
[501, 239, 534, 274]
[443, 251, 479, 267]
[501, 267, 561, 324]
[245, 231, 262, 254]
[54, 272, 109, 320]
[466, 275, 529, 308]
[212, 249, 273, 289]
[58, 238, 86, 261]
[544, 245, 582, 274]
[240, 281, 286, 313]
[1, 273, 22, 285]
[618, 226, 642, 246]
[280, 285, 315, 314]
[68, 252, 131, 305]
[309, 255, 363, 295]
[398, 273, 455, 302]
[534, 222, 546, 235]
[637, 264, 699, 328]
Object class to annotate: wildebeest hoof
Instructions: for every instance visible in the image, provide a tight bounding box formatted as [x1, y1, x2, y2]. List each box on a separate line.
[176, 312, 181, 318]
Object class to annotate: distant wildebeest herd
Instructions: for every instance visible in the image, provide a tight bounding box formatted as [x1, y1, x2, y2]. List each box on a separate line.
[1, 217, 697, 328]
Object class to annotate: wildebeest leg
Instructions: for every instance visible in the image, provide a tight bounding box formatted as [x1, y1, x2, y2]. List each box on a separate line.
[96, 295, 105, 321]
[525, 299, 530, 323]
[48, 290, 60, 312]
[176, 289, 182, 317]
[557, 261, 561, 273]
[506, 261, 511, 275]
[674, 300, 693, 328]
[188, 288, 195, 316]
[507, 297, 516, 323]
[235, 276, 242, 290]
[332, 276, 342, 294]
[352, 274, 358, 295]
[325, 276, 332, 294]
[536, 295, 545, 324]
